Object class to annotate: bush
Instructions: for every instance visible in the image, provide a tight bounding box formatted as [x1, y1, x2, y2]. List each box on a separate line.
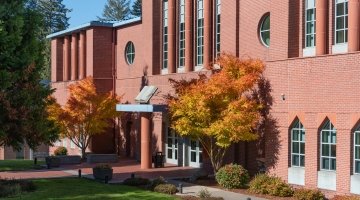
[215, 164, 249, 189]
[149, 176, 166, 190]
[123, 177, 150, 186]
[294, 188, 325, 200]
[54, 147, 68, 156]
[93, 164, 112, 170]
[249, 173, 293, 197]
[154, 184, 178, 195]
[0, 184, 21, 198]
[0, 179, 35, 198]
[332, 195, 360, 200]
[198, 188, 211, 199]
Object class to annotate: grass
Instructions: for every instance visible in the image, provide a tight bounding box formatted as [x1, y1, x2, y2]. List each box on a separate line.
[0, 160, 45, 171]
[2, 178, 179, 200]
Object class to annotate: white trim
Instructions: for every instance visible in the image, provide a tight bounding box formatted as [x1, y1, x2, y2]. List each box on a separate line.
[303, 47, 316, 57]
[189, 140, 203, 168]
[332, 43, 348, 54]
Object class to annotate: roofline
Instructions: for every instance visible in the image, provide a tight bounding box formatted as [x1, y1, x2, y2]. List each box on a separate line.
[46, 17, 142, 39]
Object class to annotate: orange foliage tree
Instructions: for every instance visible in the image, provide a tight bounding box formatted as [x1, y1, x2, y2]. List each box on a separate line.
[48, 77, 121, 158]
[167, 54, 265, 172]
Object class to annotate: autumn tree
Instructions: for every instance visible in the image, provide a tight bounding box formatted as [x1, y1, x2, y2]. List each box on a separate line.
[167, 54, 265, 172]
[48, 77, 121, 158]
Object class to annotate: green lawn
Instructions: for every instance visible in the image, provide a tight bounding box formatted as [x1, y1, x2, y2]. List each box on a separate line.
[3, 178, 179, 200]
[0, 160, 45, 171]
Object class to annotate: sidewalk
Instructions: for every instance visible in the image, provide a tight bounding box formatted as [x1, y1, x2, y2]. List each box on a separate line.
[169, 180, 267, 200]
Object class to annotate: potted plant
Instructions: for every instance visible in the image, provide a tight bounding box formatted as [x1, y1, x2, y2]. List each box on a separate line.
[93, 164, 113, 181]
[45, 156, 61, 168]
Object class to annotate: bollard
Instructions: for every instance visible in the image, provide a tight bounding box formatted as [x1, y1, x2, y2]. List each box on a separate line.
[34, 158, 37, 165]
[131, 173, 135, 179]
[78, 169, 82, 178]
[178, 183, 183, 194]
[105, 175, 109, 184]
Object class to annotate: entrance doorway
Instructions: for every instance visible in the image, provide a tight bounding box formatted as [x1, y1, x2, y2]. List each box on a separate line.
[189, 140, 203, 167]
[166, 128, 178, 165]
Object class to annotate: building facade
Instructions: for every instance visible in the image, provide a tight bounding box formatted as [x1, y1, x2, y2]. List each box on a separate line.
[48, 0, 360, 195]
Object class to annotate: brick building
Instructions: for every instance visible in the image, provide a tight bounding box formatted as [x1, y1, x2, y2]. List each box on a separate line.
[47, 0, 360, 195]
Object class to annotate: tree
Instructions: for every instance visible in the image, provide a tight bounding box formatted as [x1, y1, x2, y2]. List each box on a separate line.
[48, 77, 121, 159]
[98, 0, 131, 21]
[0, 0, 60, 150]
[167, 54, 265, 172]
[131, 0, 142, 17]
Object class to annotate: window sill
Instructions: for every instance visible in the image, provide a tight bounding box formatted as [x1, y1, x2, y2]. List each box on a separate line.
[317, 170, 336, 191]
[288, 167, 305, 185]
[332, 43, 348, 54]
[303, 47, 316, 57]
[351, 174, 360, 195]
[195, 65, 203, 72]
[177, 67, 185, 73]
[161, 69, 169, 75]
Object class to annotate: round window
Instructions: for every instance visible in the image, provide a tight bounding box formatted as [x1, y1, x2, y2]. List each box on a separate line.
[260, 14, 270, 47]
[125, 41, 135, 65]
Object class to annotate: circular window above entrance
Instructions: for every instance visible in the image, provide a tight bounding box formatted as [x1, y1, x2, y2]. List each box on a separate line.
[125, 41, 135, 65]
[260, 14, 270, 47]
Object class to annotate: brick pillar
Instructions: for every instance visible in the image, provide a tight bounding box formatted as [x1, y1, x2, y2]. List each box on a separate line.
[79, 31, 86, 79]
[63, 36, 71, 81]
[168, 0, 176, 74]
[51, 39, 63, 82]
[348, 0, 360, 52]
[141, 113, 152, 169]
[71, 34, 78, 80]
[185, 0, 193, 72]
[316, 0, 328, 55]
[203, 0, 212, 68]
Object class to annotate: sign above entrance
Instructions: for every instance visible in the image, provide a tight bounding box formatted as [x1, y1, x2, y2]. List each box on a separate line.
[135, 86, 158, 104]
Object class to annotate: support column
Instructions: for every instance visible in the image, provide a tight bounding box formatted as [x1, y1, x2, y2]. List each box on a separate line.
[316, 0, 328, 55]
[79, 31, 86, 79]
[71, 34, 78, 80]
[141, 113, 152, 169]
[348, 0, 360, 52]
[203, 0, 212, 68]
[185, 0, 193, 72]
[168, 0, 176, 73]
[63, 36, 71, 81]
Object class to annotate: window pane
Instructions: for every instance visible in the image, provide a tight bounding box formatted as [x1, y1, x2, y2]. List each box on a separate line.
[307, 9, 315, 21]
[300, 155, 305, 167]
[322, 144, 330, 156]
[306, 22, 315, 34]
[300, 143, 305, 154]
[331, 159, 336, 170]
[355, 161, 360, 174]
[261, 31, 270, 46]
[331, 144, 336, 157]
[301, 130, 306, 142]
[336, 3, 344, 16]
[293, 130, 299, 141]
[356, 132, 360, 145]
[167, 149, 172, 159]
[292, 155, 299, 166]
[191, 152, 196, 162]
[306, 35, 314, 47]
[322, 131, 330, 143]
[175, 149, 178, 159]
[336, 31, 345, 43]
[322, 158, 329, 170]
[355, 146, 360, 159]
[293, 142, 299, 153]
[336, 17, 345, 29]
[262, 16, 270, 30]
[331, 132, 336, 143]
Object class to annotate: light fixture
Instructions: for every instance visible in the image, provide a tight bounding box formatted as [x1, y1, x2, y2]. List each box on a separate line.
[281, 93, 285, 101]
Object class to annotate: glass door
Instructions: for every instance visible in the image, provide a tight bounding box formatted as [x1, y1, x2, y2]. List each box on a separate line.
[166, 128, 178, 165]
[189, 140, 203, 167]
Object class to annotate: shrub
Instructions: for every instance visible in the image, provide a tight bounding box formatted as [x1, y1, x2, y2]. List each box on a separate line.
[332, 195, 360, 200]
[294, 188, 325, 200]
[54, 147, 68, 156]
[154, 184, 178, 195]
[215, 164, 249, 189]
[198, 188, 211, 199]
[123, 177, 150, 186]
[0, 184, 21, 198]
[249, 173, 293, 197]
[93, 164, 112, 170]
[150, 176, 166, 190]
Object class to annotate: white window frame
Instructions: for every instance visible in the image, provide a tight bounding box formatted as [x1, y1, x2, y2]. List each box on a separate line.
[62, 139, 67, 148]
[215, 0, 221, 57]
[260, 15, 270, 47]
[125, 42, 135, 65]
[196, 0, 204, 66]
[305, 0, 316, 48]
[291, 120, 306, 167]
[166, 128, 178, 165]
[354, 128, 360, 174]
[189, 140, 203, 168]
[163, 0, 169, 72]
[320, 121, 337, 171]
[334, 0, 348, 45]
[178, 0, 185, 70]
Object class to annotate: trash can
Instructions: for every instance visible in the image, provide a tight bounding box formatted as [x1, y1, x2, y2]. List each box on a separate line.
[153, 152, 165, 168]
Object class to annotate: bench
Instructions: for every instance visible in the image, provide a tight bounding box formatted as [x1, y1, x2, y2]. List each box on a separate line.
[57, 155, 82, 165]
[86, 154, 118, 164]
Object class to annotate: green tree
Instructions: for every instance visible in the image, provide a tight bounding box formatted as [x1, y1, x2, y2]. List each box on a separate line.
[98, 0, 131, 21]
[0, 0, 59, 150]
[131, 0, 142, 17]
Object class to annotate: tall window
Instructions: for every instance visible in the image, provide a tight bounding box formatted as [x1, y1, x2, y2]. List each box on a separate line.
[305, 0, 316, 48]
[215, 0, 221, 57]
[355, 127, 360, 174]
[260, 14, 270, 47]
[291, 120, 305, 167]
[179, 0, 185, 68]
[163, 0, 169, 70]
[196, 0, 204, 66]
[320, 120, 336, 171]
[335, 0, 348, 44]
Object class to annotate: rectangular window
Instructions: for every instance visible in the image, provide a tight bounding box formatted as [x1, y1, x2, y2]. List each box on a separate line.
[62, 139, 67, 148]
[305, 0, 316, 47]
[163, 0, 169, 70]
[178, 0, 185, 68]
[320, 123, 337, 171]
[215, 0, 221, 57]
[291, 121, 305, 167]
[196, 0, 204, 66]
[355, 131, 360, 174]
[335, 0, 348, 44]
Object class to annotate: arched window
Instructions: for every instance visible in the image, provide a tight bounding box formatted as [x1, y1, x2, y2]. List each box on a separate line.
[354, 126, 360, 174]
[291, 120, 305, 167]
[125, 41, 135, 65]
[320, 120, 336, 171]
[260, 14, 270, 47]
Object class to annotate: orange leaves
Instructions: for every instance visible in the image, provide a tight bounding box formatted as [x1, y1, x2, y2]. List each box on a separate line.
[168, 54, 265, 148]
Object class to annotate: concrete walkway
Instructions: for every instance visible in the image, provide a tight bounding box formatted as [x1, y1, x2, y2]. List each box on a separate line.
[169, 180, 267, 200]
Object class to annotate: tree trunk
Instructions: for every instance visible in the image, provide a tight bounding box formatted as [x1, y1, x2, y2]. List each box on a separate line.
[81, 147, 86, 161]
